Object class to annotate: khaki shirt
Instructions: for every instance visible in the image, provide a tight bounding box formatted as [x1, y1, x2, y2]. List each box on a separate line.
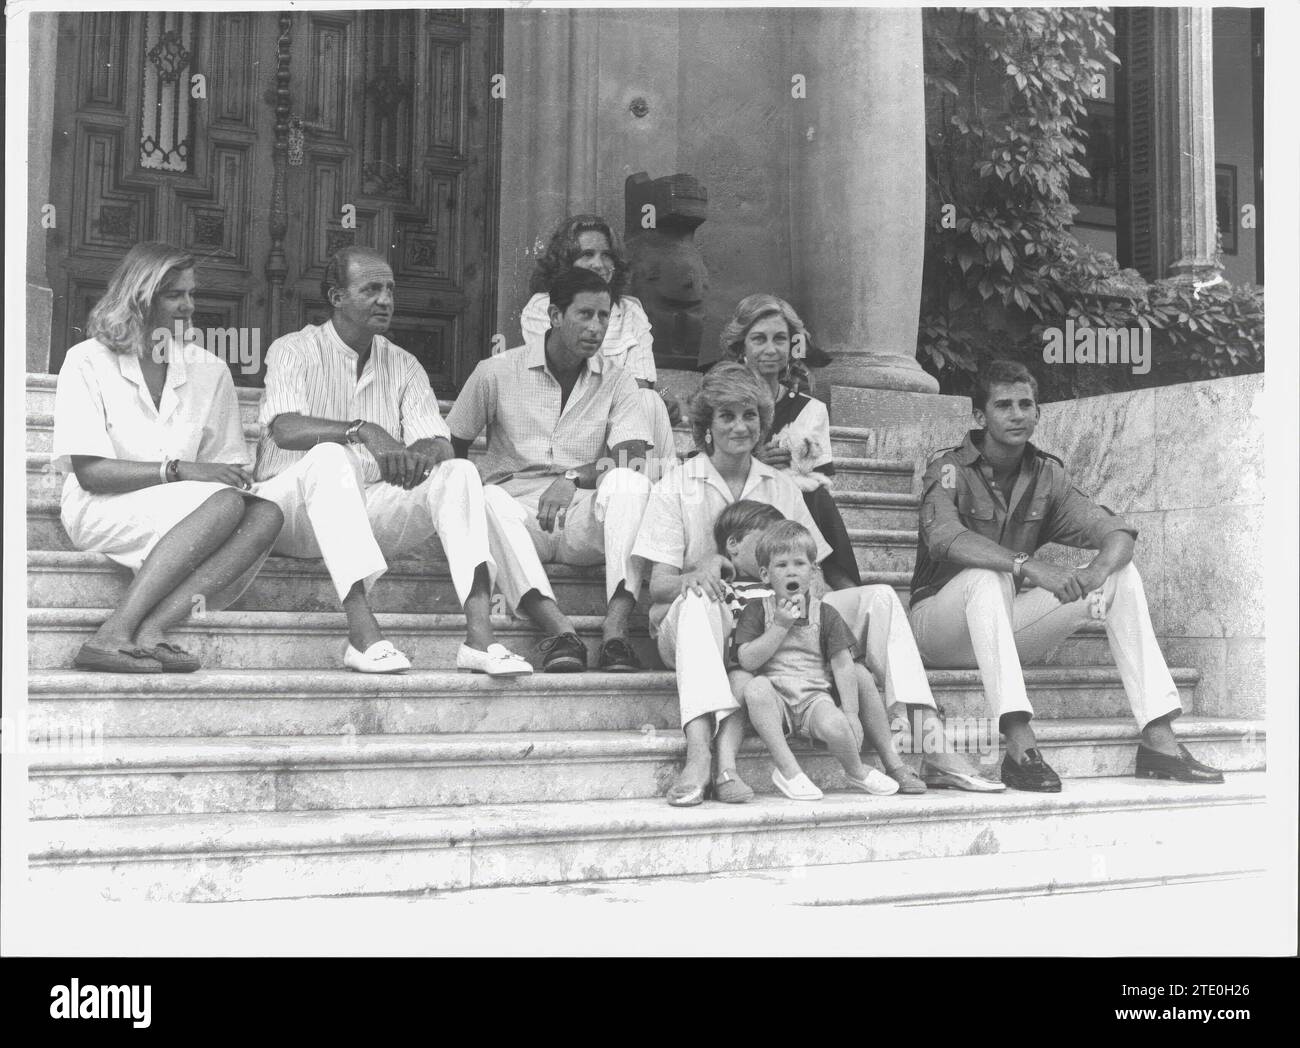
[910, 430, 1137, 607]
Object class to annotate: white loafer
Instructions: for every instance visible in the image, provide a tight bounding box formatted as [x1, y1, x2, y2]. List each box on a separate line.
[771, 768, 823, 801]
[343, 640, 411, 674]
[845, 768, 900, 796]
[457, 642, 533, 677]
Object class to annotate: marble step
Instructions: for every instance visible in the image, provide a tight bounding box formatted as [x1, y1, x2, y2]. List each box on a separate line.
[26, 666, 1197, 738]
[27, 546, 918, 615]
[26, 718, 1264, 819]
[26, 773, 1266, 902]
[24, 503, 926, 587]
[27, 605, 1171, 685]
[368, 838, 1271, 909]
[26, 460, 919, 536]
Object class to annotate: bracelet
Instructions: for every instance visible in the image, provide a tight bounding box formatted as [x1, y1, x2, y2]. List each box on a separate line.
[167, 459, 182, 483]
[159, 460, 171, 485]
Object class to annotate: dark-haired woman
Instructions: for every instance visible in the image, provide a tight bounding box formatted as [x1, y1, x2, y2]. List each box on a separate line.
[521, 214, 679, 477]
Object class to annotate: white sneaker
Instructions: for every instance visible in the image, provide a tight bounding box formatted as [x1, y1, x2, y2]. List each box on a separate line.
[846, 768, 900, 796]
[343, 640, 411, 674]
[457, 642, 533, 677]
[771, 768, 823, 801]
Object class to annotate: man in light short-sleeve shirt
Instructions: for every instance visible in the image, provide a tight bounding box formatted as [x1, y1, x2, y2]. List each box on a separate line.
[251, 246, 539, 677]
[909, 359, 1224, 791]
[447, 268, 653, 673]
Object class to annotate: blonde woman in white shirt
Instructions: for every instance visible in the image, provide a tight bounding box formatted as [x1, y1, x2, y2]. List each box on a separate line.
[52, 243, 284, 673]
[520, 214, 679, 477]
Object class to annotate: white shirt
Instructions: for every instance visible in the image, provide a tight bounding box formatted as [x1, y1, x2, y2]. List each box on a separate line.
[520, 292, 657, 384]
[255, 320, 450, 485]
[632, 452, 832, 630]
[52, 337, 249, 492]
[447, 338, 648, 490]
[774, 392, 834, 471]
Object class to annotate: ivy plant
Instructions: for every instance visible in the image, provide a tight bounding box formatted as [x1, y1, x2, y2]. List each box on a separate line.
[918, 7, 1263, 400]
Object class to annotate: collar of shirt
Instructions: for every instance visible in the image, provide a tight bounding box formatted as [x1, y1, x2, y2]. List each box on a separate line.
[952, 429, 1048, 468]
[322, 319, 383, 390]
[116, 338, 191, 422]
[527, 333, 605, 376]
[954, 429, 1045, 515]
[684, 451, 780, 502]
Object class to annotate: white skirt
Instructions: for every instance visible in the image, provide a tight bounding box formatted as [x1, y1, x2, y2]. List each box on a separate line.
[61, 476, 261, 573]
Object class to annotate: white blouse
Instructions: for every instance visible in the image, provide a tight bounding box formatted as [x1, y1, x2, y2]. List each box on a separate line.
[632, 452, 832, 632]
[520, 292, 657, 384]
[52, 338, 249, 482]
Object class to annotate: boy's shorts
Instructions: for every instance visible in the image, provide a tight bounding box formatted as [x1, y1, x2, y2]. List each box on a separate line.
[766, 675, 839, 741]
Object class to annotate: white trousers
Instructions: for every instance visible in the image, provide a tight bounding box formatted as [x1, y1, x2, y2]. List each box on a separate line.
[252, 443, 496, 605]
[483, 467, 653, 611]
[908, 564, 1182, 729]
[823, 585, 938, 711]
[657, 583, 936, 733]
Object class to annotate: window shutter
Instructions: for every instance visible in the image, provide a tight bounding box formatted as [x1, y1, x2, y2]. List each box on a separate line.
[1118, 8, 1158, 280]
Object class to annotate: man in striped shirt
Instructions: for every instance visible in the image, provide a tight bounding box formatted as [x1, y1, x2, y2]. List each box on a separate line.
[251, 246, 537, 677]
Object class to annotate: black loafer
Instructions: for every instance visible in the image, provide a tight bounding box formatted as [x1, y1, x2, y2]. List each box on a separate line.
[597, 637, 642, 672]
[1000, 747, 1062, 792]
[1135, 743, 1224, 784]
[537, 631, 587, 673]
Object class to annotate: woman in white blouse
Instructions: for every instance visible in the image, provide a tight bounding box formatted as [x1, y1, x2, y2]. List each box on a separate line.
[632, 364, 835, 805]
[721, 294, 862, 590]
[520, 214, 679, 476]
[52, 242, 284, 672]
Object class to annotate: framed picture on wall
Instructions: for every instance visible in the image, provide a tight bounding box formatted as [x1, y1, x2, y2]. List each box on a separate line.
[1215, 163, 1238, 255]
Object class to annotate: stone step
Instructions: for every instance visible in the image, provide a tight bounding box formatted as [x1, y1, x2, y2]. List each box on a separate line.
[29, 607, 661, 672]
[832, 457, 915, 494]
[23, 501, 922, 590]
[367, 839, 1270, 909]
[26, 665, 1197, 738]
[28, 606, 1163, 686]
[26, 455, 918, 532]
[832, 490, 919, 530]
[27, 546, 917, 616]
[26, 718, 1264, 819]
[26, 772, 1265, 901]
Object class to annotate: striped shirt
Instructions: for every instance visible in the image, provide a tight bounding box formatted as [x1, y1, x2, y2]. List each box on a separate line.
[254, 320, 449, 484]
[520, 292, 657, 383]
[446, 338, 649, 490]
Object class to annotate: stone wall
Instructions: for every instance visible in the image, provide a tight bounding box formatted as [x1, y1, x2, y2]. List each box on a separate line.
[495, 9, 796, 358]
[1034, 374, 1265, 718]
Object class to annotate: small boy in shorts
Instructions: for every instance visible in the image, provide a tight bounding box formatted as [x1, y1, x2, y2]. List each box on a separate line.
[731, 520, 904, 799]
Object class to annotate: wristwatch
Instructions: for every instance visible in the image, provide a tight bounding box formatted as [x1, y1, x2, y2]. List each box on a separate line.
[563, 468, 582, 488]
[344, 419, 366, 444]
[1012, 552, 1030, 580]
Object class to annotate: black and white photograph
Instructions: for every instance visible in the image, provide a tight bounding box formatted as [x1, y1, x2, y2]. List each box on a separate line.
[3, 0, 1296, 993]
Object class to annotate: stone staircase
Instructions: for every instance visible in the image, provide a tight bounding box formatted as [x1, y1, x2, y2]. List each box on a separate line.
[22, 374, 1267, 903]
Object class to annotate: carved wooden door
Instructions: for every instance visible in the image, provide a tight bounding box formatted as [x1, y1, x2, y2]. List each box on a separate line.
[281, 9, 503, 395]
[46, 12, 280, 382]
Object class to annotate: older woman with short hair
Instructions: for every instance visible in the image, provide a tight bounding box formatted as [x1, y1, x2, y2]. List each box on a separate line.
[721, 293, 861, 590]
[52, 242, 283, 672]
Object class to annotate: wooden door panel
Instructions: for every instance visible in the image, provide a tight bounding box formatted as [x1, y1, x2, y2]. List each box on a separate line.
[45, 10, 498, 392]
[48, 12, 278, 378]
[284, 9, 500, 395]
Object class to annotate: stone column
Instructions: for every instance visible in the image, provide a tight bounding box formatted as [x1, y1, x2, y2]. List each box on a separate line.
[27, 13, 59, 373]
[495, 10, 600, 340]
[790, 7, 937, 396]
[1157, 8, 1220, 281]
